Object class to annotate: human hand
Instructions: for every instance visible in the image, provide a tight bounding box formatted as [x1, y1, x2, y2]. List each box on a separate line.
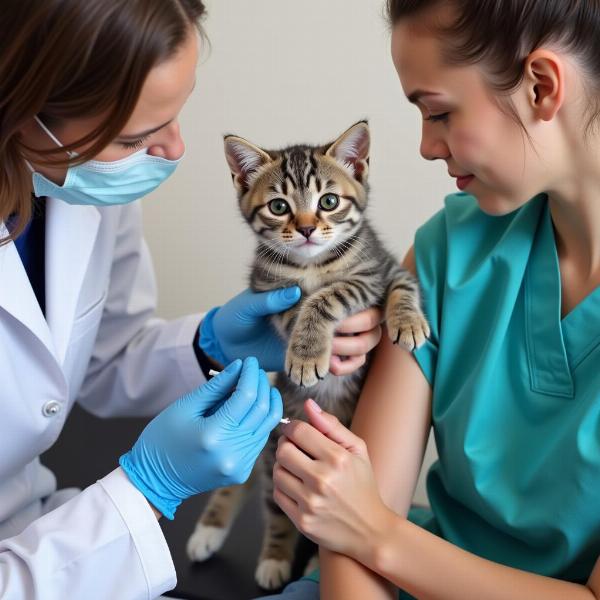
[272, 399, 394, 563]
[199, 287, 301, 372]
[120, 357, 282, 519]
[330, 307, 383, 376]
[201, 287, 381, 375]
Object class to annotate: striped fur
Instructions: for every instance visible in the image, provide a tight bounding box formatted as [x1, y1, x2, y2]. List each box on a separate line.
[187, 122, 429, 590]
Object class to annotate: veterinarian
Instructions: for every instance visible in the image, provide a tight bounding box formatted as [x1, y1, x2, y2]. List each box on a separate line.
[0, 1, 382, 598]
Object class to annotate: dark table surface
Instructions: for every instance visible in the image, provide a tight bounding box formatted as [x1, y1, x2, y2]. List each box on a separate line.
[42, 404, 315, 600]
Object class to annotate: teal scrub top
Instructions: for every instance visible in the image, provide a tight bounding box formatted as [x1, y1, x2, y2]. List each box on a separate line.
[410, 193, 600, 584]
[304, 193, 600, 593]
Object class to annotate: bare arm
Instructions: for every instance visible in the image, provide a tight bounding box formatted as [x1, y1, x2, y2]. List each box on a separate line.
[363, 516, 600, 600]
[275, 247, 600, 599]
[279, 393, 600, 600]
[320, 248, 433, 600]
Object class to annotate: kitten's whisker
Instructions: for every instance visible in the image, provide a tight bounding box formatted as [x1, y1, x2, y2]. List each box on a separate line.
[264, 239, 288, 280]
[336, 240, 371, 272]
[273, 243, 287, 277]
[339, 236, 370, 264]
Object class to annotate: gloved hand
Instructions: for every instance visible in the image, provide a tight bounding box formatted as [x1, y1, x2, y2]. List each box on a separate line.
[199, 287, 301, 372]
[119, 357, 282, 519]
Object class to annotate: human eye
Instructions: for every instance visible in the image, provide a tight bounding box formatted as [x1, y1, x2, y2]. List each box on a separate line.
[119, 135, 151, 150]
[425, 112, 450, 123]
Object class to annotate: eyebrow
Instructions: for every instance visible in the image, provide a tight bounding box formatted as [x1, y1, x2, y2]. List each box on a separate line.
[116, 79, 197, 141]
[407, 90, 442, 104]
[116, 119, 174, 142]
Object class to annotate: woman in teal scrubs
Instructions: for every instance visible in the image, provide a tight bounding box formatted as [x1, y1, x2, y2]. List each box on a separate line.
[258, 0, 600, 598]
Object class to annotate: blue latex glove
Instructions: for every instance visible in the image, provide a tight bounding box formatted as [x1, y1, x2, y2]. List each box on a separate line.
[119, 357, 282, 519]
[199, 287, 301, 372]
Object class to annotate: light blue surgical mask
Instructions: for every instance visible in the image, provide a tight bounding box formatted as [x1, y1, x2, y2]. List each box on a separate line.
[29, 116, 184, 206]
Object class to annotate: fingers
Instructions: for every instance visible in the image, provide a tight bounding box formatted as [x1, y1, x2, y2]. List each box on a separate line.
[279, 418, 340, 462]
[331, 324, 382, 358]
[244, 287, 302, 317]
[239, 369, 271, 431]
[275, 435, 315, 481]
[330, 309, 382, 376]
[197, 359, 243, 402]
[273, 484, 300, 526]
[329, 354, 365, 376]
[303, 399, 367, 456]
[334, 307, 383, 335]
[215, 357, 259, 424]
[272, 462, 305, 506]
[253, 386, 284, 438]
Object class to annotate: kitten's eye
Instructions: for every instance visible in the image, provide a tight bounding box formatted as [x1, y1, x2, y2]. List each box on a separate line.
[268, 199, 290, 216]
[319, 193, 340, 211]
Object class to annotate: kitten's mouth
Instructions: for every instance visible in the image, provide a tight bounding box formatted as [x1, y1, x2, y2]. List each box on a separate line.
[295, 239, 321, 247]
[288, 238, 330, 261]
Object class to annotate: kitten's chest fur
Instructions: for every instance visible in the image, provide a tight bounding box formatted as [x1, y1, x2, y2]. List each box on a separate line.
[249, 221, 388, 423]
[252, 223, 386, 330]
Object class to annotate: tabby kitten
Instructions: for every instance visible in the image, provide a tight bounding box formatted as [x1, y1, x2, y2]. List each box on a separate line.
[187, 121, 429, 590]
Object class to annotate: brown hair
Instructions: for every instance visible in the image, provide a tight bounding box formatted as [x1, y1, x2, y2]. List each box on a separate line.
[386, 1, 600, 131]
[0, 0, 206, 245]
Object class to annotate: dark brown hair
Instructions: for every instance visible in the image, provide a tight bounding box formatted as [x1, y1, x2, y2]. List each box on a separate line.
[386, 1, 600, 129]
[0, 0, 206, 244]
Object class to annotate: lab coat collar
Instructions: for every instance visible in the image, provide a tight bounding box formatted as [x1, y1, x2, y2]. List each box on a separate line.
[0, 199, 100, 365]
[45, 198, 101, 364]
[0, 221, 56, 355]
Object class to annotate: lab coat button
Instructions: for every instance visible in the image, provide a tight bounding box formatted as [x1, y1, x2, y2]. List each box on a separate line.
[42, 401, 62, 417]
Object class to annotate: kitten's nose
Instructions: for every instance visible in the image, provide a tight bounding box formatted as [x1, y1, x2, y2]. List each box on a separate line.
[297, 226, 316, 239]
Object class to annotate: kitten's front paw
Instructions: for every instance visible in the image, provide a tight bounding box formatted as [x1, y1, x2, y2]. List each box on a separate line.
[387, 308, 430, 351]
[285, 345, 329, 387]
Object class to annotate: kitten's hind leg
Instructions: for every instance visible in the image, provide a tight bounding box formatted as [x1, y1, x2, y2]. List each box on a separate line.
[385, 269, 430, 350]
[186, 478, 253, 562]
[255, 435, 299, 590]
[255, 503, 299, 590]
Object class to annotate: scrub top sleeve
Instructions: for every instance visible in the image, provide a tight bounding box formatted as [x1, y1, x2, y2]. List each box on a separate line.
[412, 208, 447, 386]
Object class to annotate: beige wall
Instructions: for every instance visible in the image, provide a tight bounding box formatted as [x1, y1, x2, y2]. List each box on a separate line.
[142, 0, 454, 505]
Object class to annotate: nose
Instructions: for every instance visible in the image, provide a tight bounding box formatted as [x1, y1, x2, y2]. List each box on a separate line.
[297, 225, 316, 239]
[420, 123, 450, 161]
[148, 120, 185, 160]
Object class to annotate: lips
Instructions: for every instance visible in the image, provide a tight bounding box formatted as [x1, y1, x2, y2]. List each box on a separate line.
[454, 174, 474, 191]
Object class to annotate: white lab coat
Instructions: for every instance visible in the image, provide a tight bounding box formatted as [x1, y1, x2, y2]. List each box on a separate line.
[0, 198, 206, 599]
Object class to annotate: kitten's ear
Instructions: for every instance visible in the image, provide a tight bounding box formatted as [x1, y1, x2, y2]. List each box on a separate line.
[224, 135, 272, 193]
[325, 121, 370, 183]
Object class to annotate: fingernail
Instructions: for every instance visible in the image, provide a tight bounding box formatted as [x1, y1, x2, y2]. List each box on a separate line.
[283, 286, 300, 301]
[307, 398, 322, 413]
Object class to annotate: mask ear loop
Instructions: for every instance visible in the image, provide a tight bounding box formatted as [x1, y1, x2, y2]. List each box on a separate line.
[33, 115, 78, 158]
[26, 116, 77, 175]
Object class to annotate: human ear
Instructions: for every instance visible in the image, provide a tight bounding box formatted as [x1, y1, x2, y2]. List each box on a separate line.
[523, 49, 564, 122]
